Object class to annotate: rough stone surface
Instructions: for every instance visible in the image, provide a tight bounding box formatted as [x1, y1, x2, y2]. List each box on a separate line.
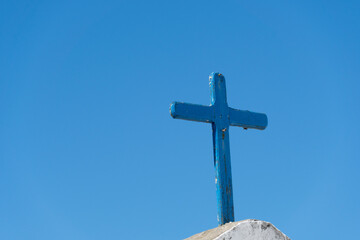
[185, 219, 290, 240]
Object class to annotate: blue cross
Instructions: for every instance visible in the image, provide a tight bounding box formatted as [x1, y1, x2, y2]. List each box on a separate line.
[170, 72, 268, 225]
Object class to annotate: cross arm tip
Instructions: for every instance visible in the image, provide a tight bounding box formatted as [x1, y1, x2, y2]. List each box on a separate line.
[256, 113, 268, 130]
[229, 108, 268, 130]
[169, 101, 214, 123]
[169, 101, 177, 118]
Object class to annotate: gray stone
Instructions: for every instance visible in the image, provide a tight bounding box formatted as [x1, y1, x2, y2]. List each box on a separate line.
[185, 219, 290, 240]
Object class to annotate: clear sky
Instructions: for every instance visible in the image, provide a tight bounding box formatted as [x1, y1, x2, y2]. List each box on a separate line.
[1, 1, 359, 239]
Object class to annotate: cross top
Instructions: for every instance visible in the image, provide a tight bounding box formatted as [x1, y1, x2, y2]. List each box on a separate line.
[170, 72, 267, 225]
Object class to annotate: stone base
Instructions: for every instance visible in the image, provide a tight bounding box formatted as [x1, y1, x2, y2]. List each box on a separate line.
[185, 219, 290, 240]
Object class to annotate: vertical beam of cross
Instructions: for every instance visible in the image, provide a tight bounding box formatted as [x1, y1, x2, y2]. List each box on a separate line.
[210, 73, 234, 224]
[170, 72, 267, 225]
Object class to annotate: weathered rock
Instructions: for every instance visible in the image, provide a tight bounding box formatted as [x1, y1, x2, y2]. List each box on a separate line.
[185, 219, 290, 240]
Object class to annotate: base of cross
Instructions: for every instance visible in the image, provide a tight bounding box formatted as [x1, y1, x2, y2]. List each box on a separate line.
[185, 219, 291, 240]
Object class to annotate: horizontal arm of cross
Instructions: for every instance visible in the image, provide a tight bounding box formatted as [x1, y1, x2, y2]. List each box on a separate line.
[170, 102, 213, 123]
[170, 102, 267, 130]
[229, 107, 267, 130]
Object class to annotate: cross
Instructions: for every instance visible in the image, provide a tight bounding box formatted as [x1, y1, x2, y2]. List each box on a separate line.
[170, 72, 268, 225]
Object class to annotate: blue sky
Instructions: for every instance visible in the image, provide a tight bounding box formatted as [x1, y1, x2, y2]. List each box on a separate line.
[1, 1, 359, 239]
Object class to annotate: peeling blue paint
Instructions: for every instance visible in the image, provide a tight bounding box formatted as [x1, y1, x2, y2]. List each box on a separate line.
[170, 72, 268, 225]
